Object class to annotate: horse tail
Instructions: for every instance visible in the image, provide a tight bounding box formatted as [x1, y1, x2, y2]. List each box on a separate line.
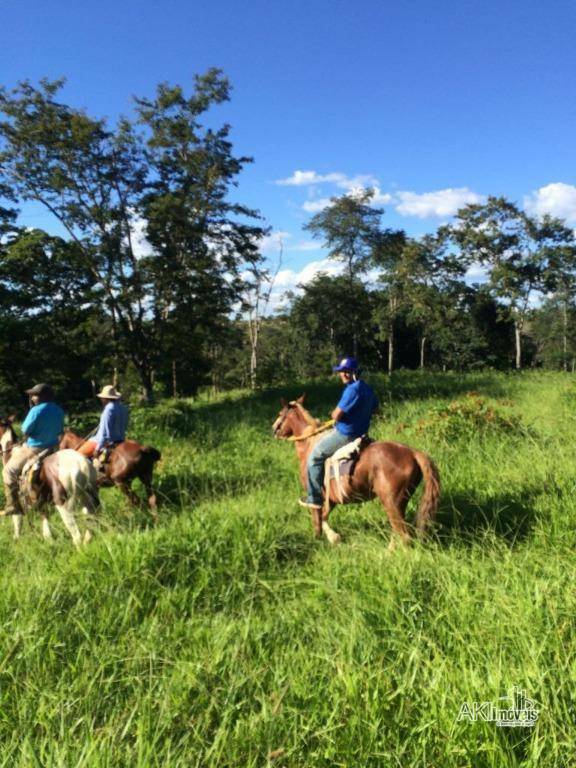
[58, 450, 99, 514]
[413, 450, 441, 535]
[141, 446, 161, 464]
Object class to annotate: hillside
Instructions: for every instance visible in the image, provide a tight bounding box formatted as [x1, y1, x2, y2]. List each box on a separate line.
[0, 372, 574, 767]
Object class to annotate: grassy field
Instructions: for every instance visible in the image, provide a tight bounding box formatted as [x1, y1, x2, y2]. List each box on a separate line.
[0, 371, 575, 767]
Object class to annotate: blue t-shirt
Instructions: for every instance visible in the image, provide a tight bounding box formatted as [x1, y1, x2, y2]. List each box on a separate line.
[94, 401, 129, 449]
[21, 402, 65, 448]
[335, 380, 378, 437]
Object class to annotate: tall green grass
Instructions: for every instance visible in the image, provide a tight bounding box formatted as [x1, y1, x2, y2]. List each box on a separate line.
[0, 371, 575, 766]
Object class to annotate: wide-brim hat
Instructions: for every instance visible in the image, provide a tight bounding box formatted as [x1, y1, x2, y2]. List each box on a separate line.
[96, 385, 122, 400]
[26, 382, 54, 398]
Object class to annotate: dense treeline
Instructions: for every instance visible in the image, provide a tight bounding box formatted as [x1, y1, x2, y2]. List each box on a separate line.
[1, 72, 576, 410]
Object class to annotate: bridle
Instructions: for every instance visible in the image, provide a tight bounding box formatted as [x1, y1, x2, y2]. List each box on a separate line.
[272, 404, 295, 439]
[272, 401, 331, 442]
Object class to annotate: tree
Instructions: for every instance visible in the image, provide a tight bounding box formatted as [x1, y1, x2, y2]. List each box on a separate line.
[244, 241, 283, 390]
[0, 229, 108, 408]
[304, 189, 392, 357]
[0, 71, 265, 401]
[537, 219, 576, 371]
[449, 197, 574, 369]
[288, 274, 380, 375]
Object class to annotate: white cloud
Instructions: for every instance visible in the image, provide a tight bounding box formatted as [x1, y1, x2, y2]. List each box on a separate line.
[276, 170, 341, 186]
[302, 198, 333, 213]
[371, 187, 393, 205]
[465, 261, 488, 282]
[258, 230, 291, 253]
[274, 258, 344, 289]
[524, 182, 576, 224]
[291, 240, 321, 252]
[395, 188, 484, 218]
[130, 216, 154, 258]
[276, 170, 378, 189]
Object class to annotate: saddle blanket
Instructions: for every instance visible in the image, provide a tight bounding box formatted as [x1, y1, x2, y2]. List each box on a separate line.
[323, 435, 372, 508]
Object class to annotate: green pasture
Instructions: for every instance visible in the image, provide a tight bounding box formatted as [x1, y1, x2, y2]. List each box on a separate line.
[0, 371, 575, 767]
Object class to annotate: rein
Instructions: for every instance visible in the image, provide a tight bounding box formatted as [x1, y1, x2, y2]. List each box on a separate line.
[64, 428, 97, 451]
[287, 419, 335, 442]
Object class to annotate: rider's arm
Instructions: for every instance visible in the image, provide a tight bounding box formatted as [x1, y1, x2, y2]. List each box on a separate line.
[21, 407, 39, 438]
[331, 406, 345, 422]
[94, 405, 113, 451]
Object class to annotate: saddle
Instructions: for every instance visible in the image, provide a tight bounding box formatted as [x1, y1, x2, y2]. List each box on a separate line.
[323, 435, 373, 510]
[20, 447, 57, 505]
[93, 442, 121, 472]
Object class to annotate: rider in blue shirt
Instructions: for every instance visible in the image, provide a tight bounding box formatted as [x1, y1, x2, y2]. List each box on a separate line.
[1, 383, 64, 516]
[78, 385, 129, 459]
[299, 357, 378, 510]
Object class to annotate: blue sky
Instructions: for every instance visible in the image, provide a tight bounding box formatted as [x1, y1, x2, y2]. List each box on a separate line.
[2, 0, 576, 300]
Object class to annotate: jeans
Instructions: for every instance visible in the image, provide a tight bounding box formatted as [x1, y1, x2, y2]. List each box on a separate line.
[307, 428, 354, 505]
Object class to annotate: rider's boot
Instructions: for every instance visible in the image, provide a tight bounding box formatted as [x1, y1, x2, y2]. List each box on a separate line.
[0, 486, 23, 517]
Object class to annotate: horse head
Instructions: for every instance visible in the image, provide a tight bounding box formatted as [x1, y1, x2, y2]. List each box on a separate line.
[272, 395, 314, 439]
[59, 429, 81, 450]
[0, 416, 17, 464]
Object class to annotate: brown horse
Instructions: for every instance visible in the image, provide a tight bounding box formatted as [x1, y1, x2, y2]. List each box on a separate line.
[272, 396, 440, 547]
[0, 417, 99, 545]
[59, 431, 161, 519]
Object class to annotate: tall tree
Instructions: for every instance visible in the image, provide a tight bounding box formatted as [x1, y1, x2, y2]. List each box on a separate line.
[0, 71, 265, 401]
[449, 197, 573, 369]
[537, 218, 576, 371]
[304, 189, 390, 357]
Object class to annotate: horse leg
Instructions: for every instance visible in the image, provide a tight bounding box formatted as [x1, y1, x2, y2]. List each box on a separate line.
[118, 482, 140, 507]
[81, 509, 97, 544]
[385, 495, 412, 550]
[41, 515, 53, 540]
[142, 474, 158, 523]
[56, 504, 82, 548]
[321, 494, 341, 545]
[309, 505, 322, 538]
[373, 472, 412, 549]
[12, 514, 23, 540]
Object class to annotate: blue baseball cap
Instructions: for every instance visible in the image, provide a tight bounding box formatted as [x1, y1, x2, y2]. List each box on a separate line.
[332, 357, 359, 373]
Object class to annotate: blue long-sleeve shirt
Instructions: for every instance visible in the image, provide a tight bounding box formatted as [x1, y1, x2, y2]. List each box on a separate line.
[94, 401, 129, 450]
[22, 402, 65, 448]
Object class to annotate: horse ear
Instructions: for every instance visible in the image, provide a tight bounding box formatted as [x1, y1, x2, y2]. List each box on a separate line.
[280, 397, 287, 407]
[297, 394, 307, 405]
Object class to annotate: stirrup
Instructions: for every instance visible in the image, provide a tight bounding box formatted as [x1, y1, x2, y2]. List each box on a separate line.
[298, 498, 322, 510]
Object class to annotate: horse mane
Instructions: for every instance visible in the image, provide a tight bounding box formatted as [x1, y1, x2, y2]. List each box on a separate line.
[291, 401, 320, 428]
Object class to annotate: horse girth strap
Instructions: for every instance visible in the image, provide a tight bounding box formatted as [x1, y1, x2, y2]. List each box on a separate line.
[287, 419, 335, 442]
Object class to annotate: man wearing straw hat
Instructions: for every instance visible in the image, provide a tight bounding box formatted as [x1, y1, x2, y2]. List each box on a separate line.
[78, 385, 129, 459]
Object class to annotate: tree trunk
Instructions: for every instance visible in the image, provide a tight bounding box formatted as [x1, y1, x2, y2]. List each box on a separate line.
[250, 346, 257, 391]
[514, 322, 522, 370]
[420, 336, 426, 369]
[136, 364, 155, 404]
[387, 295, 396, 375]
[563, 300, 568, 372]
[172, 360, 178, 399]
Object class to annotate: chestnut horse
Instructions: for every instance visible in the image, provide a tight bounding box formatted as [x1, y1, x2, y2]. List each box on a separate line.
[0, 417, 99, 546]
[59, 431, 161, 519]
[272, 396, 440, 547]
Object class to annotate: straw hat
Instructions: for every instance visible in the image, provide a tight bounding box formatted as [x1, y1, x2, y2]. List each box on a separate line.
[96, 385, 122, 400]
